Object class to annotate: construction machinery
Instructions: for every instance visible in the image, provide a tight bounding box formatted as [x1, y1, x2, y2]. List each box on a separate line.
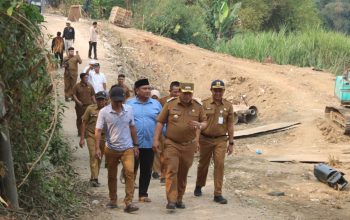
[325, 70, 350, 134]
[233, 95, 258, 124]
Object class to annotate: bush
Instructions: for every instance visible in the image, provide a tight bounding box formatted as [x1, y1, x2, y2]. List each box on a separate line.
[215, 27, 350, 74]
[134, 0, 214, 49]
[88, 0, 125, 19]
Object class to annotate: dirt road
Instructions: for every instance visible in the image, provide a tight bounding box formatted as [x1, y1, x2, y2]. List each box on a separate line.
[43, 14, 350, 219]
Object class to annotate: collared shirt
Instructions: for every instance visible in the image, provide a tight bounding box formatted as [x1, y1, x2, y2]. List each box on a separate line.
[157, 97, 206, 143]
[89, 26, 98, 42]
[63, 27, 75, 40]
[96, 104, 135, 151]
[89, 71, 106, 93]
[201, 97, 234, 137]
[72, 82, 95, 105]
[126, 97, 162, 148]
[63, 55, 82, 72]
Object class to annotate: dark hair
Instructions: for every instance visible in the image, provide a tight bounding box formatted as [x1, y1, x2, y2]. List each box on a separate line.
[68, 47, 74, 51]
[57, 32, 61, 36]
[80, 73, 87, 79]
[118, 74, 126, 78]
[93, 21, 97, 25]
[170, 81, 180, 89]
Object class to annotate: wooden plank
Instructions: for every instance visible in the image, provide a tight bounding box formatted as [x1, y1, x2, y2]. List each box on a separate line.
[234, 122, 301, 138]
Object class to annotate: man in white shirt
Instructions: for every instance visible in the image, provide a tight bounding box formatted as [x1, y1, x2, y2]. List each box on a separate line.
[83, 60, 97, 76]
[89, 63, 106, 93]
[88, 21, 98, 59]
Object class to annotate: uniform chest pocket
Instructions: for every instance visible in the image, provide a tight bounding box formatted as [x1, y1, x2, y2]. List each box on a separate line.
[188, 110, 199, 119]
[204, 107, 215, 115]
[169, 109, 182, 121]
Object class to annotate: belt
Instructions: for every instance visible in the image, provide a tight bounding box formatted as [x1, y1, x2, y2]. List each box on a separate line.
[167, 138, 195, 145]
[201, 133, 227, 139]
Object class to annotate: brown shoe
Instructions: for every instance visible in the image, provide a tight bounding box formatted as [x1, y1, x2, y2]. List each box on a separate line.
[124, 204, 139, 213]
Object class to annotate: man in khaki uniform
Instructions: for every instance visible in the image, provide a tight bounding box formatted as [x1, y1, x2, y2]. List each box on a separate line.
[153, 81, 180, 183]
[79, 91, 108, 187]
[72, 73, 96, 136]
[63, 47, 82, 101]
[153, 82, 207, 210]
[194, 80, 234, 204]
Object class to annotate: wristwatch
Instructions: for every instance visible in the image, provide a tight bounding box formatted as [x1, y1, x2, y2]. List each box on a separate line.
[133, 143, 139, 147]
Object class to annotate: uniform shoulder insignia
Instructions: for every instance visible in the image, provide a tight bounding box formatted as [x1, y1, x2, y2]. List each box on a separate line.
[193, 98, 203, 105]
[166, 97, 176, 103]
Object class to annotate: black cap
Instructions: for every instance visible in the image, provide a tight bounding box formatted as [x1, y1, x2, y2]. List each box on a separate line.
[211, 80, 225, 89]
[95, 91, 107, 100]
[134, 78, 149, 89]
[109, 86, 125, 102]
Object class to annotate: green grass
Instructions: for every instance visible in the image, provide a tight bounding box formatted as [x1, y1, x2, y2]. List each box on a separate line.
[215, 28, 350, 74]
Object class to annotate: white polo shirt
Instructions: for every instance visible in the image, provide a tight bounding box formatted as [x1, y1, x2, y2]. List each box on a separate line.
[89, 71, 106, 93]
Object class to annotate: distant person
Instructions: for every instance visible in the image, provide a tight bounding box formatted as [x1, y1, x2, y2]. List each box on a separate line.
[159, 81, 180, 106]
[62, 22, 75, 55]
[117, 74, 131, 100]
[63, 47, 82, 101]
[72, 73, 96, 136]
[80, 91, 108, 187]
[88, 63, 107, 93]
[126, 79, 162, 203]
[88, 21, 98, 59]
[51, 31, 65, 67]
[194, 80, 235, 205]
[95, 85, 139, 213]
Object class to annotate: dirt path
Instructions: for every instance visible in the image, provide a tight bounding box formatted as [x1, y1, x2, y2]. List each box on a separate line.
[43, 14, 350, 219]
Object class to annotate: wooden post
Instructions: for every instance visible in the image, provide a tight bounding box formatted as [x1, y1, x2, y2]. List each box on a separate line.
[0, 85, 19, 209]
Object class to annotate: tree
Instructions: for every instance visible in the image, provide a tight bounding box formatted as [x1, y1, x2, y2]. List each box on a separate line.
[321, 1, 350, 34]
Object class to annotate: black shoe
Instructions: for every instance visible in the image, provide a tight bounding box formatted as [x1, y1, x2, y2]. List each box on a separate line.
[214, 195, 228, 204]
[88, 56, 92, 59]
[176, 201, 186, 209]
[166, 202, 176, 210]
[152, 172, 160, 179]
[194, 186, 202, 197]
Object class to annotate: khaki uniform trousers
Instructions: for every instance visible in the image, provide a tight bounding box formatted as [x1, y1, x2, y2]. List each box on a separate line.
[152, 135, 166, 179]
[64, 71, 77, 99]
[164, 138, 196, 203]
[75, 105, 88, 136]
[86, 134, 105, 179]
[105, 147, 135, 205]
[196, 136, 227, 196]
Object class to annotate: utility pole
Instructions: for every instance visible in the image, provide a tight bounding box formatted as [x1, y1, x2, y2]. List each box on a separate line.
[0, 84, 19, 209]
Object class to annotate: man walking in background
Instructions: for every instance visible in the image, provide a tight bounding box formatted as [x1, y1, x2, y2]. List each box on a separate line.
[72, 73, 96, 136]
[88, 21, 98, 59]
[80, 91, 108, 187]
[51, 31, 65, 67]
[95, 85, 139, 213]
[194, 80, 235, 204]
[62, 22, 75, 55]
[127, 79, 162, 202]
[153, 82, 207, 210]
[63, 47, 82, 101]
[88, 63, 107, 93]
[116, 74, 131, 100]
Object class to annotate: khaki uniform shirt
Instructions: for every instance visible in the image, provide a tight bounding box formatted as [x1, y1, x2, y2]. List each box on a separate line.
[157, 97, 206, 143]
[82, 104, 105, 138]
[201, 97, 234, 137]
[159, 95, 169, 107]
[63, 55, 82, 73]
[72, 82, 95, 105]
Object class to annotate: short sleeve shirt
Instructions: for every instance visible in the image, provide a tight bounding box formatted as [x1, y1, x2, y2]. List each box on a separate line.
[96, 104, 135, 151]
[89, 72, 106, 93]
[201, 97, 234, 137]
[157, 97, 206, 143]
[72, 82, 95, 105]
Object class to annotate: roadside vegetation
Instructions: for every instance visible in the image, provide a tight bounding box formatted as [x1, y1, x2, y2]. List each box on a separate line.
[0, 1, 83, 218]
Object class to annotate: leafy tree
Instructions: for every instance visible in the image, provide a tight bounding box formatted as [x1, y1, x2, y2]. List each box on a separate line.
[320, 1, 350, 34]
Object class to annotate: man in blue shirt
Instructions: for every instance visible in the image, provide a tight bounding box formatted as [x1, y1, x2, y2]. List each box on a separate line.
[126, 78, 162, 202]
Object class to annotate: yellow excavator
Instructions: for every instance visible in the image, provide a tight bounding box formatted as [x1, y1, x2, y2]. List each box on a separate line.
[325, 70, 350, 134]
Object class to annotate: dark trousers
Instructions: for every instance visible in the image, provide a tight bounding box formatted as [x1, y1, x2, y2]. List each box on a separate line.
[138, 148, 154, 197]
[88, 41, 97, 58]
[54, 52, 63, 67]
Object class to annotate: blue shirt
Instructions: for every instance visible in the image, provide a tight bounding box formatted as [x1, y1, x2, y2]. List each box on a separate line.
[126, 97, 162, 148]
[96, 104, 135, 151]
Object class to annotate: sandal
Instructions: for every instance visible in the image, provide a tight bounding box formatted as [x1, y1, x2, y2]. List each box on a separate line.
[139, 197, 152, 203]
[124, 204, 139, 213]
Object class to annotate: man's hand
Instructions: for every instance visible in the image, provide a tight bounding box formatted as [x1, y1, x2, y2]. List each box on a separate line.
[134, 147, 139, 158]
[152, 140, 161, 154]
[79, 138, 85, 148]
[227, 143, 234, 155]
[95, 148, 101, 159]
[188, 120, 200, 130]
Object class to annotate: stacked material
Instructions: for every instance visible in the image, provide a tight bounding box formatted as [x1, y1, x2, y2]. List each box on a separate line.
[68, 5, 81, 22]
[109, 6, 132, 28]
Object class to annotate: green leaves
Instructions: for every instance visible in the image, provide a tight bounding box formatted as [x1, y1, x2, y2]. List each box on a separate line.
[6, 6, 13, 16]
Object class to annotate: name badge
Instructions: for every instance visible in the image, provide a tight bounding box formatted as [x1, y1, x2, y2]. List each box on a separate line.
[218, 116, 224, 124]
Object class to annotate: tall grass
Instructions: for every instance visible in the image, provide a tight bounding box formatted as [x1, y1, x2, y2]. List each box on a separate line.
[215, 28, 350, 74]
